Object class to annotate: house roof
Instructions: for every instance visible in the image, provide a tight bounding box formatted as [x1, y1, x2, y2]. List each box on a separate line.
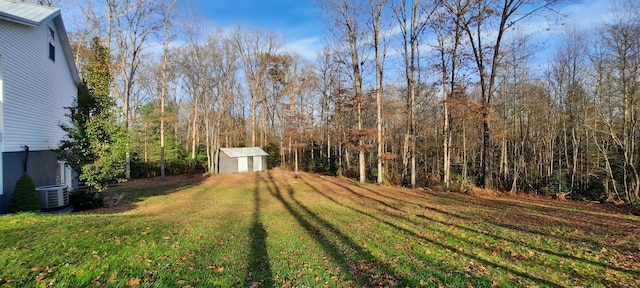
[0, 0, 59, 26]
[0, 0, 81, 86]
[220, 147, 269, 158]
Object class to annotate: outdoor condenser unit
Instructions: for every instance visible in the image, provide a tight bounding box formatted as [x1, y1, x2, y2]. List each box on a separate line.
[36, 185, 69, 209]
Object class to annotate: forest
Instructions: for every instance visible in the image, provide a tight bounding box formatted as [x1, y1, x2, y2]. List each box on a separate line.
[37, 0, 640, 204]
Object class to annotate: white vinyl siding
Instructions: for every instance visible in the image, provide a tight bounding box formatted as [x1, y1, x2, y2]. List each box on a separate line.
[0, 53, 3, 195]
[0, 19, 75, 152]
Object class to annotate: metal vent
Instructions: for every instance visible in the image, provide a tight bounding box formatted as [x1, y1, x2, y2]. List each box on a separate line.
[36, 185, 69, 209]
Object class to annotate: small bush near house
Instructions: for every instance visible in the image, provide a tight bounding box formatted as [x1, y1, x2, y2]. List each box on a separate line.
[70, 189, 103, 211]
[10, 174, 39, 213]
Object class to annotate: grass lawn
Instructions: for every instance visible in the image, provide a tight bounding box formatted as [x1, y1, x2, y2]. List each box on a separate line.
[1, 168, 639, 287]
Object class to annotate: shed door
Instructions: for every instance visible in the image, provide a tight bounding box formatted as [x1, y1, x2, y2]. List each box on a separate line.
[238, 157, 248, 172]
[253, 156, 262, 171]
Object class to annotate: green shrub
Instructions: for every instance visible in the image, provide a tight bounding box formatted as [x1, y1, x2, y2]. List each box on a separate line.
[264, 143, 281, 169]
[70, 189, 103, 211]
[10, 174, 40, 213]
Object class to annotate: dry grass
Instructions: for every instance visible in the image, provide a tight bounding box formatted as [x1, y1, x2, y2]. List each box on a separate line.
[2, 168, 638, 287]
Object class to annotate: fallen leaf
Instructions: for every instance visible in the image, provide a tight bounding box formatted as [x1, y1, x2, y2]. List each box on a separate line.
[107, 274, 117, 283]
[35, 272, 47, 282]
[126, 276, 140, 286]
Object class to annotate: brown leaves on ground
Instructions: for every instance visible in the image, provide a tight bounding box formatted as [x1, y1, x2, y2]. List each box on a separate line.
[126, 276, 140, 286]
[91, 168, 638, 286]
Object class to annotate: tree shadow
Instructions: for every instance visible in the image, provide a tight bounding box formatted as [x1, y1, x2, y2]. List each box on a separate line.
[301, 176, 567, 287]
[246, 176, 274, 287]
[309, 174, 640, 284]
[262, 171, 408, 287]
[325, 175, 640, 256]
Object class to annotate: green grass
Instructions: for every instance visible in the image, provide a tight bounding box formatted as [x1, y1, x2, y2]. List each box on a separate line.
[1, 169, 639, 287]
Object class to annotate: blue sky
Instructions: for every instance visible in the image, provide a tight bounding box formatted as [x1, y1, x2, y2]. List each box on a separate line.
[189, 0, 324, 59]
[57, 0, 617, 62]
[186, 0, 616, 61]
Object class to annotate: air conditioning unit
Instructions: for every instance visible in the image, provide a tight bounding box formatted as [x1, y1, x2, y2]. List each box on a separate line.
[36, 185, 69, 210]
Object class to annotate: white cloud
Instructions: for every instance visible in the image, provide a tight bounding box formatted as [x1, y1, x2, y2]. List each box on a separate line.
[284, 36, 323, 60]
[561, 0, 613, 30]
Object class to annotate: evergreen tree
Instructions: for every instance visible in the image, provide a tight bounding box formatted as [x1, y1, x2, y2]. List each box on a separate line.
[58, 37, 128, 191]
[10, 174, 39, 213]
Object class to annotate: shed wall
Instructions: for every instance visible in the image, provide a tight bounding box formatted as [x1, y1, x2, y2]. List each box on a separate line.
[218, 149, 269, 173]
[218, 152, 238, 174]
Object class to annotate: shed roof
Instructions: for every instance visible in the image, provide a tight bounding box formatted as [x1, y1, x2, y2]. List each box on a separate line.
[220, 147, 269, 158]
[0, 0, 59, 26]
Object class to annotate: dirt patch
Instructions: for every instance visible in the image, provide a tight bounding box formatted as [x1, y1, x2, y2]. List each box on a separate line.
[109, 173, 206, 190]
[470, 187, 502, 197]
[89, 170, 640, 219]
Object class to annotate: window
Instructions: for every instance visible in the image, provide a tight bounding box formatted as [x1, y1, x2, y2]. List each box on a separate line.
[49, 27, 55, 61]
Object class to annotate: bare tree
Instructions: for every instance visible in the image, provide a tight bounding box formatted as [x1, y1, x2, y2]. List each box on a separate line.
[106, 0, 162, 179]
[21, 0, 61, 7]
[392, 0, 434, 187]
[233, 27, 282, 147]
[320, 0, 368, 183]
[432, 0, 467, 188]
[368, 0, 388, 184]
[547, 29, 588, 192]
[158, 0, 179, 179]
[314, 46, 342, 172]
[590, 0, 640, 202]
[443, 0, 559, 188]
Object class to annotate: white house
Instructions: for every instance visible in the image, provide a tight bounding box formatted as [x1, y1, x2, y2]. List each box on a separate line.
[0, 1, 80, 213]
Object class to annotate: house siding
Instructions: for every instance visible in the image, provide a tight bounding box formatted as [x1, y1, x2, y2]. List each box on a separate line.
[0, 150, 58, 213]
[0, 18, 74, 152]
[0, 7, 78, 212]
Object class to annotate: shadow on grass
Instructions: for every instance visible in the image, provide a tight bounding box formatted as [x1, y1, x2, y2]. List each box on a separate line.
[321, 174, 640, 275]
[262, 171, 407, 287]
[302, 175, 566, 287]
[246, 177, 274, 287]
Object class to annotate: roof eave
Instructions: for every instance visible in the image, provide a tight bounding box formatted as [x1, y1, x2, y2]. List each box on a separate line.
[53, 14, 81, 86]
[0, 7, 59, 27]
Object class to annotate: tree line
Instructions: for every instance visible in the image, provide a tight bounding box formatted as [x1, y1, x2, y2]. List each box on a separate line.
[36, 0, 640, 204]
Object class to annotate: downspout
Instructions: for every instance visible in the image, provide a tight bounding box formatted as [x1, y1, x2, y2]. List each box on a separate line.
[22, 145, 29, 173]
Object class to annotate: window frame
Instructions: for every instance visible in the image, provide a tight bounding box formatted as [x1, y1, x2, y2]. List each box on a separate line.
[48, 27, 55, 61]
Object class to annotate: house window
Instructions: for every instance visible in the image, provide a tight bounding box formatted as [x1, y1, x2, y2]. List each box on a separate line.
[49, 27, 55, 61]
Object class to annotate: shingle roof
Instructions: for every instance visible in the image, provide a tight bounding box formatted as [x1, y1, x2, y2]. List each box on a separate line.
[220, 147, 269, 158]
[0, 0, 59, 26]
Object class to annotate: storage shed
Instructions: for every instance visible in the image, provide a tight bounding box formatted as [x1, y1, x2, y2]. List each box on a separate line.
[218, 147, 269, 174]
